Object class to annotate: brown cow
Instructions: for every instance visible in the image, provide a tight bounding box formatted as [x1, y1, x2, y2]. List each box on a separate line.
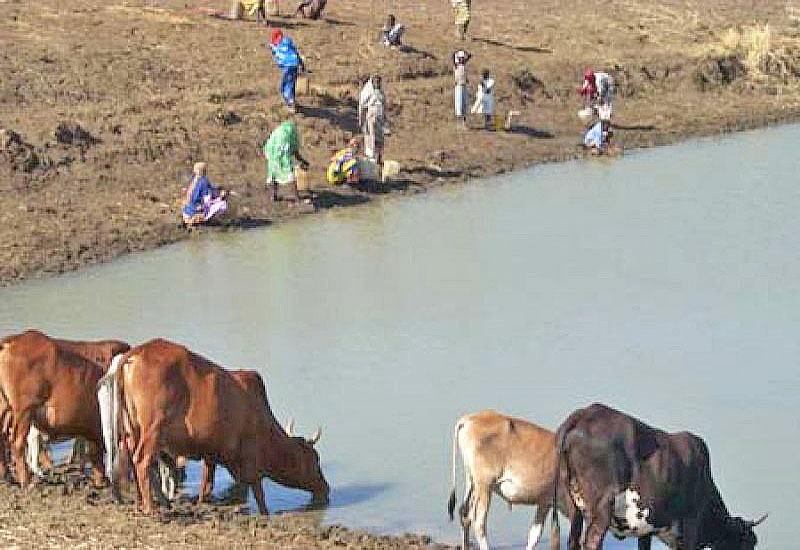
[448, 410, 568, 550]
[112, 339, 329, 514]
[0, 330, 128, 487]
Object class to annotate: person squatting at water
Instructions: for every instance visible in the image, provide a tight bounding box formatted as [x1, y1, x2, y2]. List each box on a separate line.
[294, 0, 326, 19]
[471, 69, 496, 130]
[450, 0, 471, 40]
[327, 138, 361, 186]
[579, 68, 615, 114]
[453, 50, 472, 127]
[262, 120, 310, 204]
[182, 162, 228, 227]
[269, 29, 305, 113]
[358, 75, 388, 175]
[230, 0, 266, 24]
[583, 117, 615, 155]
[381, 14, 406, 49]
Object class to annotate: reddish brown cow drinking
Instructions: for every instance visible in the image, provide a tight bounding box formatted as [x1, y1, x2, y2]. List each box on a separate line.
[111, 339, 329, 514]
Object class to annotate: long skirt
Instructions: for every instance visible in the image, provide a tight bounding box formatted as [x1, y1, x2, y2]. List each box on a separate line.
[454, 84, 468, 117]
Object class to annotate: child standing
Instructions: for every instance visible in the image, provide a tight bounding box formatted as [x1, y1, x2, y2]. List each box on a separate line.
[471, 69, 495, 130]
[453, 50, 472, 127]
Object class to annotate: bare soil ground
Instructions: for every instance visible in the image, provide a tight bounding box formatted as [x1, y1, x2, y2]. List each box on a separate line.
[2, 0, 800, 286]
[1, 0, 800, 546]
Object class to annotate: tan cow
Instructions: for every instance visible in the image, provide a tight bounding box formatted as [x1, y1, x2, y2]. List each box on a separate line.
[448, 410, 566, 550]
[0, 330, 127, 486]
[110, 339, 329, 514]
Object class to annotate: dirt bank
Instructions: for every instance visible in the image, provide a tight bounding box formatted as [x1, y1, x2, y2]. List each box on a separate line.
[0, 466, 450, 549]
[2, 0, 800, 286]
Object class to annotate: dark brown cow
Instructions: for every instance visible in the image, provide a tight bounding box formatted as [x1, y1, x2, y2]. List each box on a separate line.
[551, 403, 766, 550]
[113, 339, 329, 514]
[0, 330, 128, 486]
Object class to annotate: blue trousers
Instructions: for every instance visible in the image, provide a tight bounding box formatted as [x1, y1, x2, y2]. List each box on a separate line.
[281, 67, 298, 106]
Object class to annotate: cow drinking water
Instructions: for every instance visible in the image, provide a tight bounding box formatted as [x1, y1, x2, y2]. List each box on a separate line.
[550, 403, 766, 550]
[104, 338, 329, 514]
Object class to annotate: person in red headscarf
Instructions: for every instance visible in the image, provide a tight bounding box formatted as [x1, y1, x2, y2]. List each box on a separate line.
[268, 29, 305, 112]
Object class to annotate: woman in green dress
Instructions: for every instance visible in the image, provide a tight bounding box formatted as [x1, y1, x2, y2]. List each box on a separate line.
[262, 120, 310, 203]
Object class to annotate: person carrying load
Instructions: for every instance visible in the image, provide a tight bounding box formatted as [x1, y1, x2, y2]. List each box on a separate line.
[262, 120, 310, 204]
[327, 138, 361, 186]
[358, 75, 388, 174]
[230, 0, 266, 24]
[579, 68, 614, 114]
[269, 29, 306, 113]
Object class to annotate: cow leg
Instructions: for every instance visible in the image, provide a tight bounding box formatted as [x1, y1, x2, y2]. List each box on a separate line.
[132, 424, 161, 514]
[638, 535, 652, 550]
[567, 511, 584, 550]
[471, 485, 492, 550]
[583, 495, 613, 550]
[252, 479, 268, 515]
[87, 441, 105, 487]
[0, 432, 8, 481]
[198, 458, 215, 504]
[10, 408, 33, 487]
[678, 519, 700, 550]
[526, 505, 548, 550]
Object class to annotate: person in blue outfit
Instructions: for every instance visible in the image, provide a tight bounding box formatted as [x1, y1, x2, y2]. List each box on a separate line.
[182, 162, 228, 226]
[583, 118, 614, 154]
[269, 28, 305, 112]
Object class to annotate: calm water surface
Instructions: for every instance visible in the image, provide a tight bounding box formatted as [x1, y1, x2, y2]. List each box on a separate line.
[2, 125, 799, 548]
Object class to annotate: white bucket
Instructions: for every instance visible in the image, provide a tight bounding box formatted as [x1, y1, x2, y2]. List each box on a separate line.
[578, 107, 593, 122]
[382, 160, 400, 181]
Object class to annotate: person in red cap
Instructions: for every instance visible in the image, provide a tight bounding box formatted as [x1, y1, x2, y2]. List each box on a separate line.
[578, 68, 614, 113]
[268, 29, 305, 112]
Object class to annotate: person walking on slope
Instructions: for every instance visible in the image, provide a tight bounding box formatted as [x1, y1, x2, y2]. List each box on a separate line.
[358, 75, 388, 175]
[269, 29, 305, 113]
[450, 0, 471, 40]
[579, 68, 614, 115]
[453, 50, 472, 127]
[262, 120, 310, 204]
[471, 69, 495, 130]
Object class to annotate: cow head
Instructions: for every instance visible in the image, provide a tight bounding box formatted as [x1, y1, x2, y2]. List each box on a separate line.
[716, 514, 767, 549]
[280, 420, 330, 504]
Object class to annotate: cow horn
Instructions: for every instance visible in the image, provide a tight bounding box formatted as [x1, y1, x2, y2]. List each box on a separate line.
[747, 513, 768, 528]
[285, 418, 295, 437]
[307, 426, 322, 446]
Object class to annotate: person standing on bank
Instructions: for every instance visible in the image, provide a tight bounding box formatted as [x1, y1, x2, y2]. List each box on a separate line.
[269, 29, 305, 113]
[358, 75, 388, 174]
[453, 50, 472, 127]
[471, 69, 495, 130]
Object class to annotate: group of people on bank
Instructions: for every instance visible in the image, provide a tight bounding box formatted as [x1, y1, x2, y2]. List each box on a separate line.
[182, 0, 619, 226]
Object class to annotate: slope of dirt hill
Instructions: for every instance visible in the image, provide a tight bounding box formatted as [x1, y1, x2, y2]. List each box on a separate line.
[1, 0, 800, 286]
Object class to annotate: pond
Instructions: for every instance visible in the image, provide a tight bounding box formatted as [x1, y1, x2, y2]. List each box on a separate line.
[2, 124, 798, 548]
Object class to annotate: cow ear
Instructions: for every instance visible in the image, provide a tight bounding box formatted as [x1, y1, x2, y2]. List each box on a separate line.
[284, 418, 295, 437]
[307, 426, 321, 446]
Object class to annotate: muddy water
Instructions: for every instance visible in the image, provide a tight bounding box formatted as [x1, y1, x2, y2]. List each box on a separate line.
[3, 125, 799, 548]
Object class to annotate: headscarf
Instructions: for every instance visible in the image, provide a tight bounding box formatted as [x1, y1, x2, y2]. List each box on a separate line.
[271, 29, 284, 46]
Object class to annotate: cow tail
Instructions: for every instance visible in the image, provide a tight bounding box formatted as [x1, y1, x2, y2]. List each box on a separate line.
[98, 354, 125, 485]
[551, 409, 581, 550]
[447, 419, 464, 521]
